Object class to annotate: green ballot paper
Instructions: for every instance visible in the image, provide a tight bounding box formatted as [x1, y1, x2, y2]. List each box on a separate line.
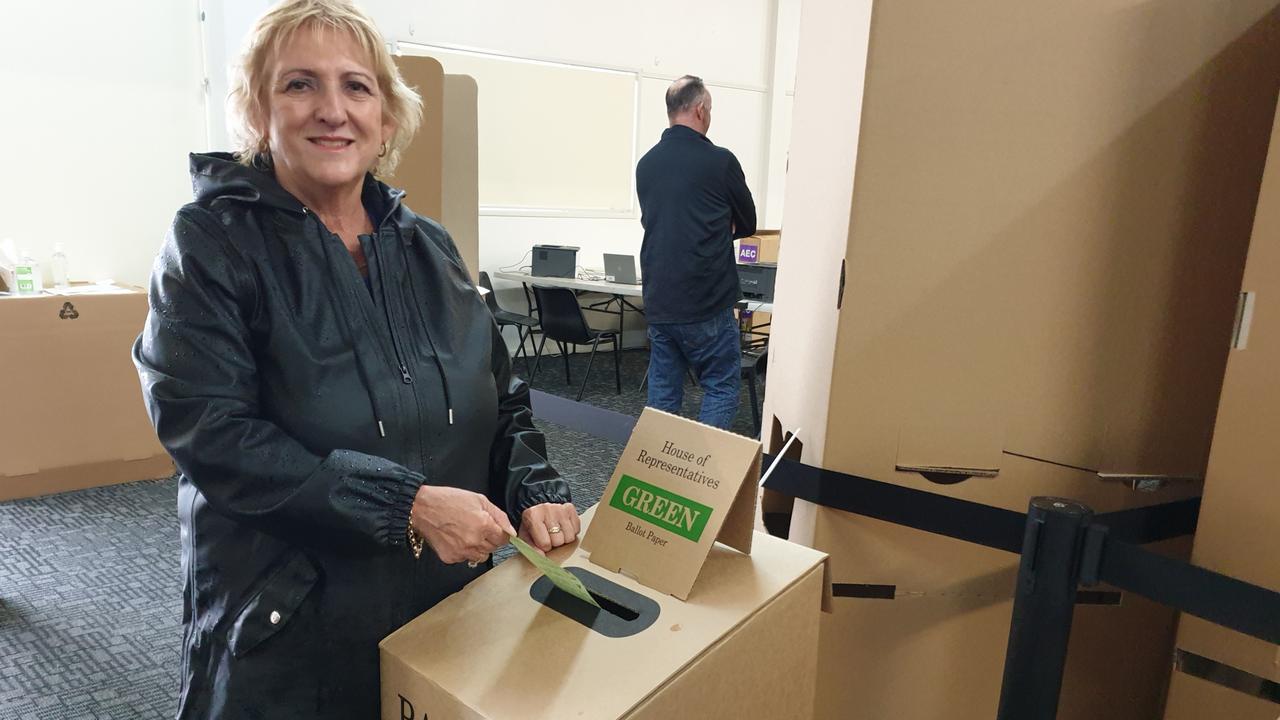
[509, 535, 601, 608]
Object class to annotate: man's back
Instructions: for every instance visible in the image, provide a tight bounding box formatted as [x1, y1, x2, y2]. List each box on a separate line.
[636, 125, 756, 324]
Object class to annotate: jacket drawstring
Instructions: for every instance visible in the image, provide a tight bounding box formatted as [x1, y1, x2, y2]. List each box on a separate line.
[306, 211, 390, 438]
[400, 227, 455, 426]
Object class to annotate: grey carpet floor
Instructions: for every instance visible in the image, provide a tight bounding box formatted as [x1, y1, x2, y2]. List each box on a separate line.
[0, 346, 766, 718]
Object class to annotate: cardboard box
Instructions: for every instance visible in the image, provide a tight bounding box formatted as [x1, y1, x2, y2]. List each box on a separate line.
[0, 286, 172, 500]
[736, 230, 781, 265]
[736, 230, 780, 337]
[380, 409, 829, 719]
[765, 0, 1280, 716]
[381, 521, 827, 720]
[1164, 670, 1278, 720]
[1162, 94, 1280, 717]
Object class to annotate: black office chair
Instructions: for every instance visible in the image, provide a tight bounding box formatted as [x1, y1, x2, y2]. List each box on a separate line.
[478, 271, 540, 374]
[741, 347, 768, 437]
[529, 286, 622, 401]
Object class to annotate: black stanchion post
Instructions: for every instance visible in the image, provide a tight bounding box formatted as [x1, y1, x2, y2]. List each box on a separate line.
[995, 497, 1093, 720]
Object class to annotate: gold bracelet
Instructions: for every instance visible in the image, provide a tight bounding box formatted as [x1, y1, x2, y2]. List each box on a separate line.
[407, 522, 424, 560]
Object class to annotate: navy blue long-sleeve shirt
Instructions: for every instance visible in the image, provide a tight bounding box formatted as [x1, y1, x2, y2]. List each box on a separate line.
[636, 125, 757, 324]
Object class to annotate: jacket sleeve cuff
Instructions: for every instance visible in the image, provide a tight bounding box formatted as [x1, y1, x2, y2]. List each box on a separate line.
[374, 470, 426, 548]
[512, 486, 572, 527]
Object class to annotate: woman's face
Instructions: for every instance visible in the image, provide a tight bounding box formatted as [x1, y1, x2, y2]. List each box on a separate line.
[262, 26, 393, 199]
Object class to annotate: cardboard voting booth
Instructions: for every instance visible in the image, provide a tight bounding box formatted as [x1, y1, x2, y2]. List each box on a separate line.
[763, 0, 1280, 717]
[380, 408, 830, 719]
[1161, 95, 1280, 720]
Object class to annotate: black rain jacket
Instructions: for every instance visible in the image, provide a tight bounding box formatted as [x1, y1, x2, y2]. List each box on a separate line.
[636, 124, 757, 324]
[133, 152, 569, 719]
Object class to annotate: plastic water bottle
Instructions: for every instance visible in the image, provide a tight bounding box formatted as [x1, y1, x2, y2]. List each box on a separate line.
[52, 243, 69, 289]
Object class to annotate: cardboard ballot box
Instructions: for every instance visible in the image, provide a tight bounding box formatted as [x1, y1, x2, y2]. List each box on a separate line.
[380, 409, 830, 720]
[0, 285, 172, 500]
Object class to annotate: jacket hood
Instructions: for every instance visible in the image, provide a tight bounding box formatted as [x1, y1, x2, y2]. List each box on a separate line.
[188, 152, 404, 223]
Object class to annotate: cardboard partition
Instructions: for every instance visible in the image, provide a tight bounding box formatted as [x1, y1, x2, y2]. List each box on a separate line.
[1163, 95, 1280, 715]
[380, 516, 828, 720]
[766, 0, 1280, 496]
[1163, 671, 1278, 720]
[819, 562, 1183, 720]
[800, 451, 1194, 719]
[387, 56, 445, 224]
[0, 287, 173, 500]
[388, 59, 480, 281]
[767, 3, 1280, 714]
[441, 74, 480, 281]
[1177, 614, 1280, 690]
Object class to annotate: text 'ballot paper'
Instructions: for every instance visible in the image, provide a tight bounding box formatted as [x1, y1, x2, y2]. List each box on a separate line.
[509, 535, 601, 608]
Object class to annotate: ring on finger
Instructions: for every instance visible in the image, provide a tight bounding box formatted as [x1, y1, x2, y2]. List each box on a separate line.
[548, 525, 563, 535]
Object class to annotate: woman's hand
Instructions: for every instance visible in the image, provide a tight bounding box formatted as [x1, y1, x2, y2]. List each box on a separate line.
[519, 502, 581, 554]
[410, 485, 515, 565]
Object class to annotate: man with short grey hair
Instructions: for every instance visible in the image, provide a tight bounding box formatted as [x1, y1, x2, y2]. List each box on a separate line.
[636, 74, 757, 430]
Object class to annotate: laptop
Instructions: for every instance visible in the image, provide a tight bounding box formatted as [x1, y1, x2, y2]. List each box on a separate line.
[603, 253, 641, 284]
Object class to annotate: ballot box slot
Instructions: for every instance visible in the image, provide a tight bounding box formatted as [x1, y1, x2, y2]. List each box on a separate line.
[529, 566, 660, 638]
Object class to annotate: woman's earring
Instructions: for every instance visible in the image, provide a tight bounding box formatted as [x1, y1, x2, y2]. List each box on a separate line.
[379, 141, 388, 158]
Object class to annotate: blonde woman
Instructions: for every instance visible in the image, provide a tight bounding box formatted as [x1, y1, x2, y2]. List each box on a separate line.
[133, 1, 579, 716]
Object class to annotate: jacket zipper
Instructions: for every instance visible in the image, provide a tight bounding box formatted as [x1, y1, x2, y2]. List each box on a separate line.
[305, 206, 412, 443]
[370, 227, 430, 476]
[369, 233, 414, 387]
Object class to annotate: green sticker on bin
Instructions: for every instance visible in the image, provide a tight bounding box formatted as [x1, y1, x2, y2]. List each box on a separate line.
[608, 475, 713, 542]
[509, 535, 600, 608]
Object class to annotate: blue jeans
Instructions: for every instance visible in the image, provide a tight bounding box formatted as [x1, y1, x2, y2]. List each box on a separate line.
[646, 308, 740, 430]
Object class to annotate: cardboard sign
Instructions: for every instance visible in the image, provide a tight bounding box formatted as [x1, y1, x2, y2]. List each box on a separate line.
[582, 408, 761, 599]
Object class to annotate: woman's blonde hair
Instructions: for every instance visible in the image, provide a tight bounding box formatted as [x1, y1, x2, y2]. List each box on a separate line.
[227, 0, 422, 177]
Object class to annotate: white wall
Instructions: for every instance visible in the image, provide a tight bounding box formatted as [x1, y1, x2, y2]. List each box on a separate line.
[202, 0, 799, 346]
[0, 2, 207, 289]
[0, 1, 799, 313]
[764, 0, 802, 227]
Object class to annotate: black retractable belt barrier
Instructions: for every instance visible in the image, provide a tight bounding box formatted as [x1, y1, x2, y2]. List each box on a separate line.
[1084, 528, 1280, 646]
[1092, 497, 1201, 544]
[996, 499, 1092, 720]
[994, 499, 1280, 720]
[760, 454, 1028, 553]
[760, 454, 1203, 550]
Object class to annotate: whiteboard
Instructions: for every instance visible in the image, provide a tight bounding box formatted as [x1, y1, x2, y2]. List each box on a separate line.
[399, 43, 638, 215]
